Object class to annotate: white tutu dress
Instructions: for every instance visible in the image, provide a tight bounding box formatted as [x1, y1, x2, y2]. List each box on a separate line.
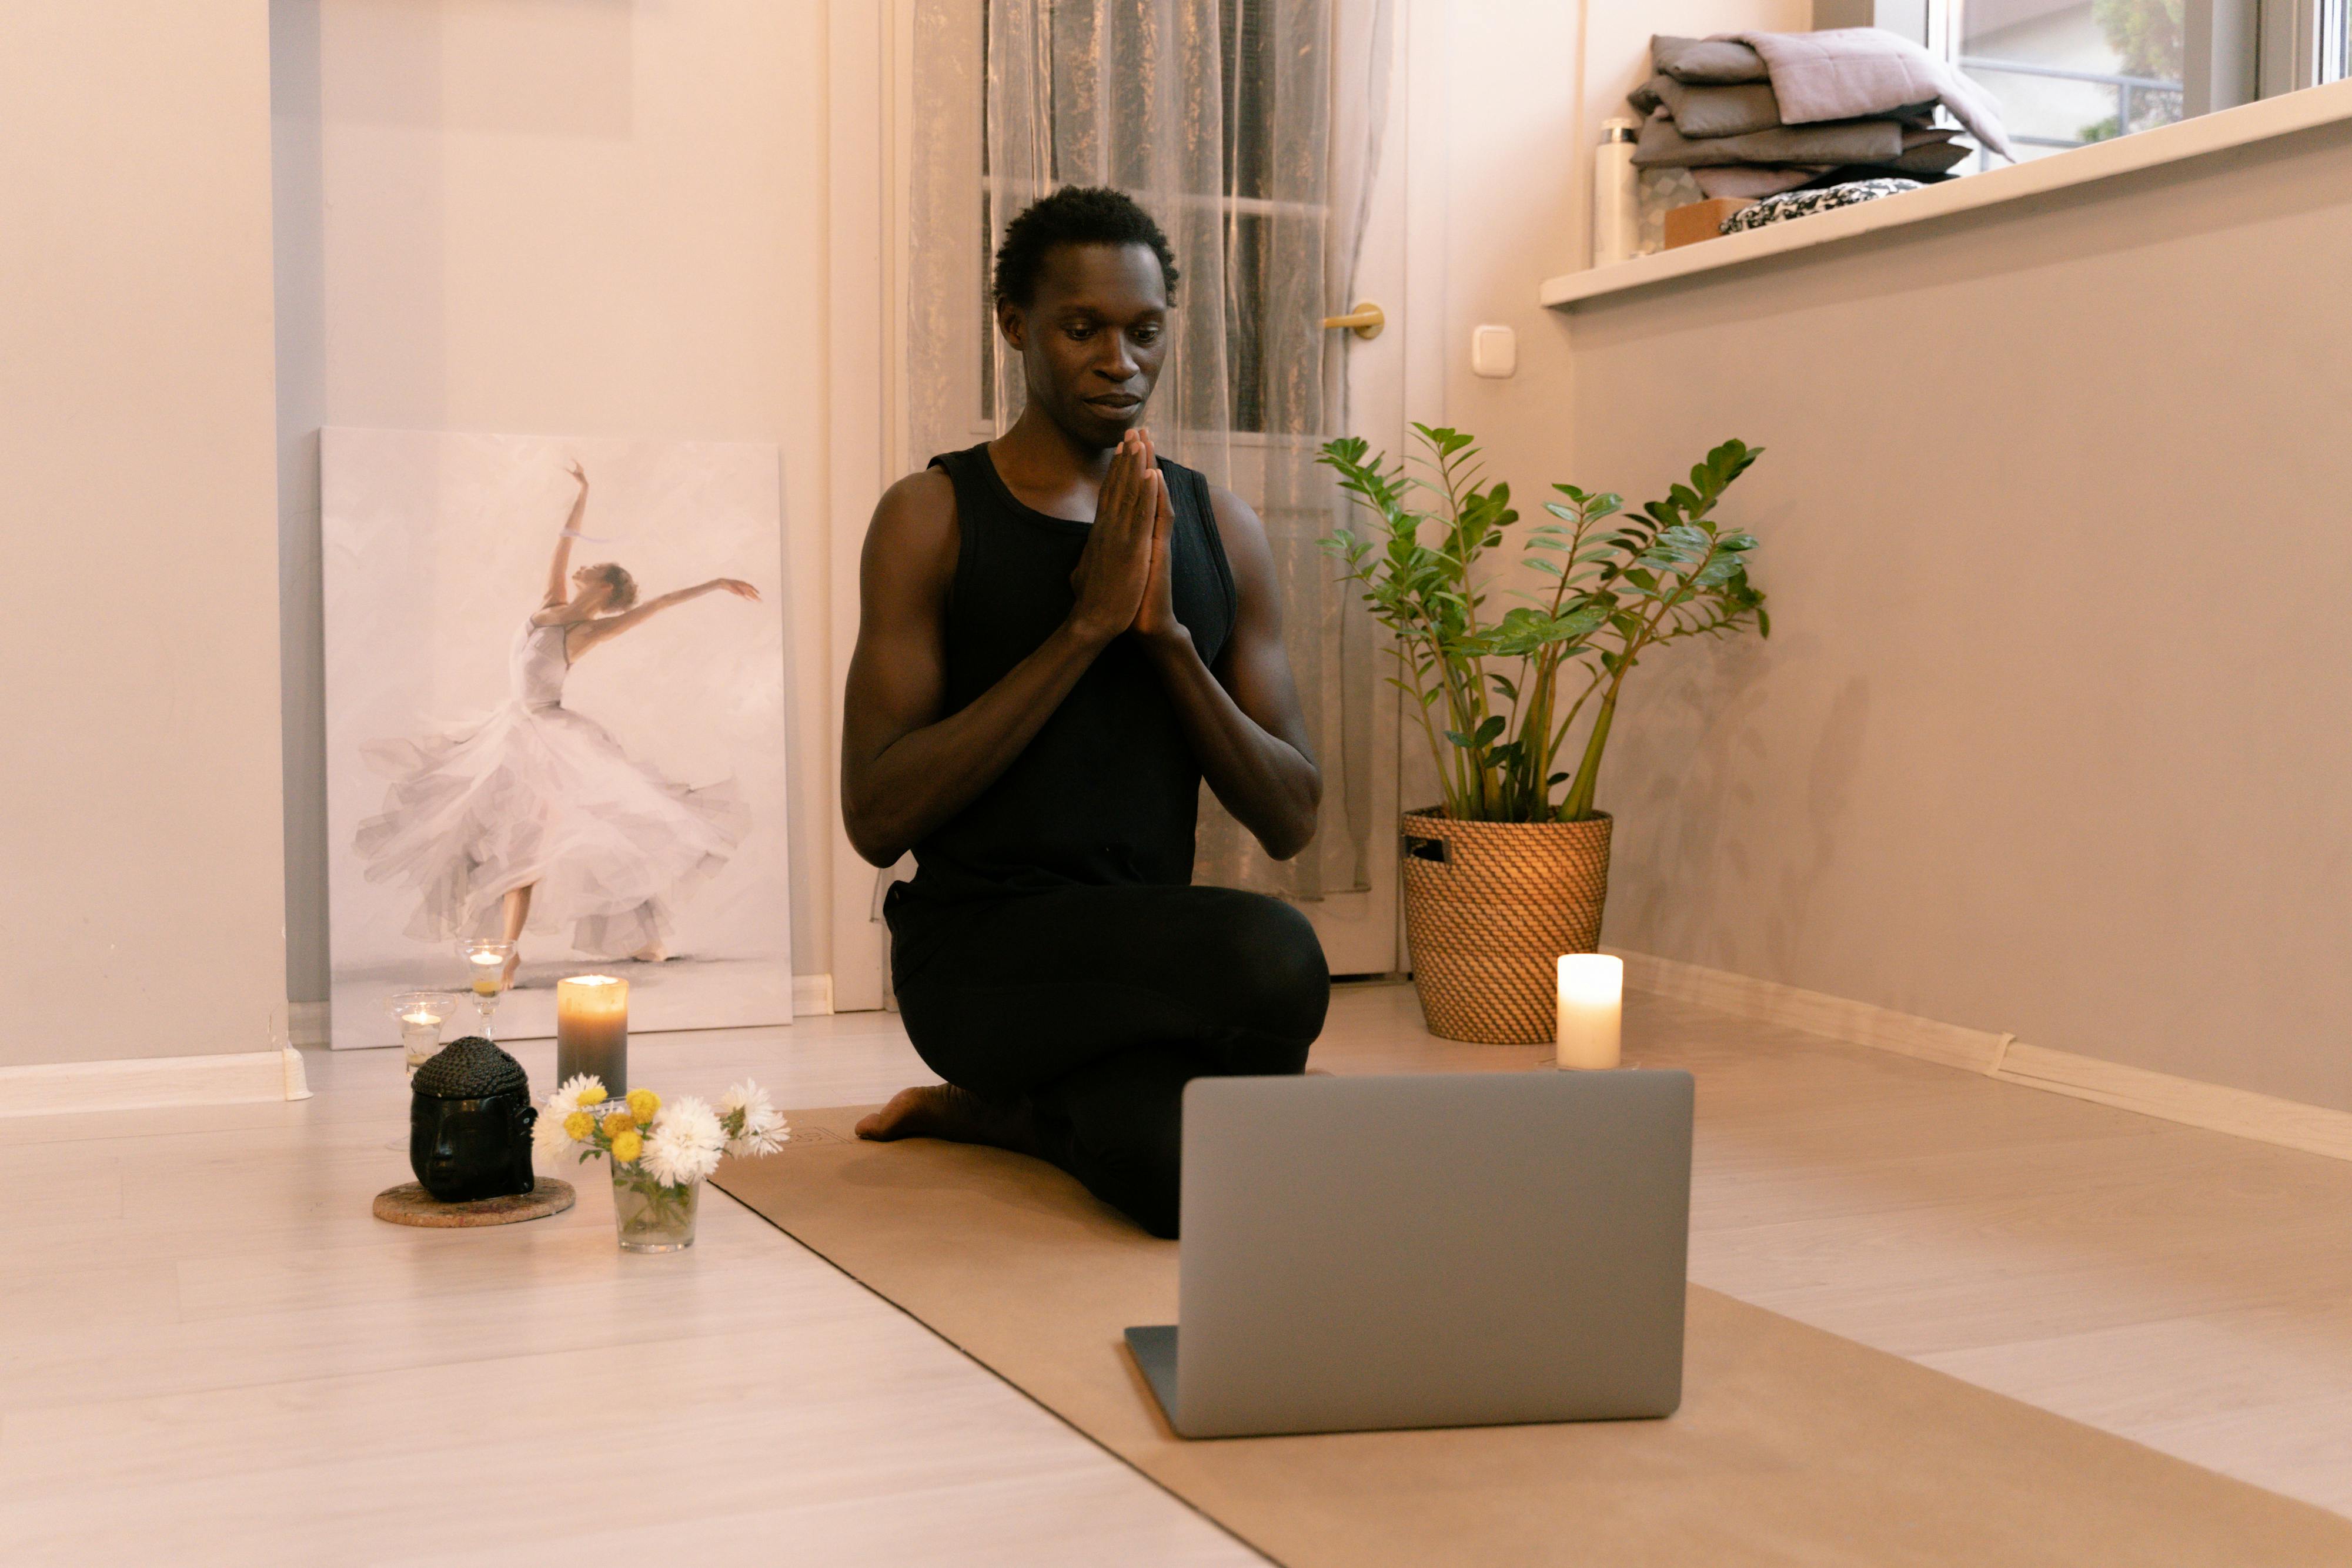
[354, 617, 747, 957]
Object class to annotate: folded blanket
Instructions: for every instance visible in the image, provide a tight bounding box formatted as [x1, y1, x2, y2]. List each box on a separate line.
[1891, 127, 1972, 175]
[1632, 108, 1905, 169]
[1651, 35, 1768, 85]
[1735, 28, 2013, 159]
[1629, 75, 1784, 138]
[1632, 71, 1947, 141]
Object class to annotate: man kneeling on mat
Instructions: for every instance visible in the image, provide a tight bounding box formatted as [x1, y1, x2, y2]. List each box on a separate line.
[841, 186, 1329, 1238]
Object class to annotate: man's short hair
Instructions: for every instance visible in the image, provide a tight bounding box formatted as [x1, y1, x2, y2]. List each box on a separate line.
[992, 185, 1180, 309]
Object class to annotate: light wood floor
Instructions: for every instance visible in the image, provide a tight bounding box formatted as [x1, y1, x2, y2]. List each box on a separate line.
[5, 982, 2348, 1565]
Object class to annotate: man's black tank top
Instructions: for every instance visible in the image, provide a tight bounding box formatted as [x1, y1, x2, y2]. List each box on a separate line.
[893, 440, 1237, 922]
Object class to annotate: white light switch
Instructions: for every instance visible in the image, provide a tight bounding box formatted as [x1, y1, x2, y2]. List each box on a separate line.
[1471, 324, 1517, 379]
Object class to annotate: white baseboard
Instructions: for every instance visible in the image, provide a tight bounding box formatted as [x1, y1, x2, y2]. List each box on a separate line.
[792, 974, 834, 1016]
[0, 1047, 313, 1118]
[286, 981, 833, 1046]
[1609, 948, 2352, 1164]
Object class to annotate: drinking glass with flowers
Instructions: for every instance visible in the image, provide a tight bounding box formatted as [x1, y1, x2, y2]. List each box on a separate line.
[536, 1074, 789, 1251]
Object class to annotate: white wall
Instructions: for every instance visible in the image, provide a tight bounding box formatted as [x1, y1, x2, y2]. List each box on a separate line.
[1, 4, 290, 1066]
[271, 0, 841, 1009]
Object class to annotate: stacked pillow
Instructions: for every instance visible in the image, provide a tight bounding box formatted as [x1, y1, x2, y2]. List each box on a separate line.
[1629, 32, 1989, 202]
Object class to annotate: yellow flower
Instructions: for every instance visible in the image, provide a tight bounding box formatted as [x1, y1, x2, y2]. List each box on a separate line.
[576, 1084, 609, 1107]
[610, 1130, 643, 1163]
[626, 1088, 660, 1122]
[601, 1109, 636, 1138]
[563, 1110, 594, 1141]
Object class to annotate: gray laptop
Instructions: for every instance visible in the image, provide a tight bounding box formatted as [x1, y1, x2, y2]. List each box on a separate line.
[1125, 1069, 1693, 1439]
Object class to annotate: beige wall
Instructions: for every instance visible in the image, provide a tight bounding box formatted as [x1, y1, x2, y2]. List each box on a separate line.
[1, 5, 290, 1065]
[1555, 128, 2352, 1112]
[1436, 0, 1808, 624]
[1437, 4, 2350, 1111]
[272, 0, 840, 1006]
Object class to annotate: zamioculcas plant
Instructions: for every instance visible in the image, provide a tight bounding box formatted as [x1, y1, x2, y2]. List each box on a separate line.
[1318, 425, 1768, 823]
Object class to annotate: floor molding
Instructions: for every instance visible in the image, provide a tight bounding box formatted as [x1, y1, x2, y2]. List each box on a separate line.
[0, 1048, 313, 1117]
[1609, 948, 2352, 1164]
[793, 973, 835, 1017]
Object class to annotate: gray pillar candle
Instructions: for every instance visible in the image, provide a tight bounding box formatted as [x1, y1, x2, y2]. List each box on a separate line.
[554, 974, 628, 1096]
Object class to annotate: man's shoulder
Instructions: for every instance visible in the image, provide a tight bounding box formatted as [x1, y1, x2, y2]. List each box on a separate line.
[1191, 475, 1266, 548]
[863, 467, 960, 593]
[872, 466, 958, 538]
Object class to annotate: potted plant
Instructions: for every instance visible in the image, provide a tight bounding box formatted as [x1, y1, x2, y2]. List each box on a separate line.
[1318, 426, 1766, 1044]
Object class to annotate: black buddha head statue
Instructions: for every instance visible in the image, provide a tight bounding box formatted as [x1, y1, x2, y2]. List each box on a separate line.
[409, 1037, 537, 1202]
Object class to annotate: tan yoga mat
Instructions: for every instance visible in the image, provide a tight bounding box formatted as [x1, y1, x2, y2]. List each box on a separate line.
[714, 1108, 2352, 1567]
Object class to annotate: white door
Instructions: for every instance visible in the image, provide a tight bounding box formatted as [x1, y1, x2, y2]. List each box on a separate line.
[1291, 4, 1435, 977]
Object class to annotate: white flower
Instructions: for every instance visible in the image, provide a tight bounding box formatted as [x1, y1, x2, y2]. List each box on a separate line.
[533, 1074, 603, 1161]
[719, 1079, 791, 1159]
[643, 1095, 724, 1187]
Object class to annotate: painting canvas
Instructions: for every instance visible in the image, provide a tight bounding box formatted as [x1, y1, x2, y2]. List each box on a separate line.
[322, 428, 793, 1048]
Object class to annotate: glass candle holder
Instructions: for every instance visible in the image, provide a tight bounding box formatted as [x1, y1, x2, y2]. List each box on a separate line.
[458, 939, 517, 1039]
[387, 990, 461, 1075]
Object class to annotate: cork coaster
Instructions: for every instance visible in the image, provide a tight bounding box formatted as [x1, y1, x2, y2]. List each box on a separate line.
[373, 1178, 576, 1228]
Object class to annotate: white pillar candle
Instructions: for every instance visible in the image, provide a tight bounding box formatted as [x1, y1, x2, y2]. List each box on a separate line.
[1556, 954, 1623, 1070]
[556, 974, 629, 1095]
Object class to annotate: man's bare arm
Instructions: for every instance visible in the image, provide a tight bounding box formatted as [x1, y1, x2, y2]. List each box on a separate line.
[1134, 482, 1321, 860]
[840, 441, 1162, 867]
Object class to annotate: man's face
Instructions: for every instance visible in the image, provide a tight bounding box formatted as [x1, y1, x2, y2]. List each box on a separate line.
[1001, 242, 1170, 449]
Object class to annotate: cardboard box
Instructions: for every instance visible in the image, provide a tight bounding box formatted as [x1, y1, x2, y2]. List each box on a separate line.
[1663, 196, 1756, 249]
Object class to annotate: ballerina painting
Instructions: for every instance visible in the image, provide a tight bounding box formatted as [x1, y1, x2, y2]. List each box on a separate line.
[354, 460, 760, 985]
[322, 429, 793, 1049]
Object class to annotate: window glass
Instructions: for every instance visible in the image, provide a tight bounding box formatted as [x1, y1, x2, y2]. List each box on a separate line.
[1957, 1, 2185, 163]
[2323, 2, 2352, 84]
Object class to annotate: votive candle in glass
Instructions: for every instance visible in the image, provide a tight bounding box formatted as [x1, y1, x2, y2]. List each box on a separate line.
[556, 974, 629, 1095]
[388, 990, 459, 1076]
[1555, 954, 1623, 1070]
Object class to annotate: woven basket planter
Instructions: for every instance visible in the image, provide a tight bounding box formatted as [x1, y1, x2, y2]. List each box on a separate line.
[1399, 807, 1614, 1045]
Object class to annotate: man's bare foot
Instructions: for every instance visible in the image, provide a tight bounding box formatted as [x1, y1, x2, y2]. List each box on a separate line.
[632, 942, 669, 963]
[500, 952, 520, 989]
[856, 1084, 1040, 1158]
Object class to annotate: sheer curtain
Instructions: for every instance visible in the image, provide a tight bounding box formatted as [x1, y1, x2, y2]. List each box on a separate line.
[907, 0, 1393, 902]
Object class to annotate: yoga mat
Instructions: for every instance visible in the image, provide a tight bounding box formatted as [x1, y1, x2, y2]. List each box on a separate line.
[715, 1109, 2352, 1567]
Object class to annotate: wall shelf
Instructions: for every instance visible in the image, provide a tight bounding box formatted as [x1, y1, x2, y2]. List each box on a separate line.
[1542, 77, 2352, 312]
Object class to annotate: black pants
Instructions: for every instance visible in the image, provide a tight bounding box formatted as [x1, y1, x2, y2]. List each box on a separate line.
[888, 882, 1331, 1238]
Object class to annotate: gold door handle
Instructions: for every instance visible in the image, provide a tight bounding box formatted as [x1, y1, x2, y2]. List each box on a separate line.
[1321, 301, 1385, 340]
